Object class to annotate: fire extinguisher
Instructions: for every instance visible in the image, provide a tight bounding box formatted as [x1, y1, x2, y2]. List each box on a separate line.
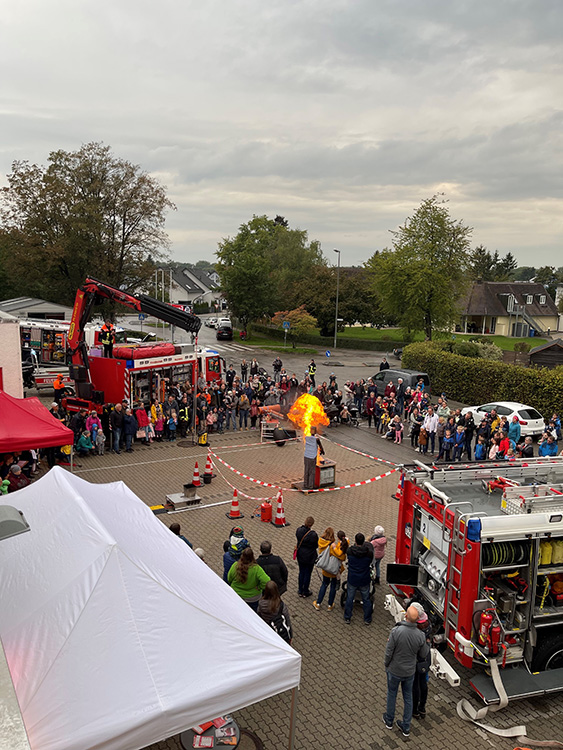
[490, 624, 501, 655]
[479, 610, 493, 646]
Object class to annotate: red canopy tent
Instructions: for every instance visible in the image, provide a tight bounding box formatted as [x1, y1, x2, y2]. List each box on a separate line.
[0, 391, 74, 453]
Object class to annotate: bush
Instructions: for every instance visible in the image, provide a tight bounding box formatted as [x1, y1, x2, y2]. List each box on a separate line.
[452, 341, 480, 358]
[401, 342, 563, 416]
[474, 342, 504, 361]
[514, 341, 531, 354]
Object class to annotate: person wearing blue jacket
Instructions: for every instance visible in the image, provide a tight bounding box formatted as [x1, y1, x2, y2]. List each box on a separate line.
[344, 533, 374, 624]
[508, 416, 521, 446]
[538, 435, 558, 457]
[452, 425, 466, 462]
[437, 429, 455, 461]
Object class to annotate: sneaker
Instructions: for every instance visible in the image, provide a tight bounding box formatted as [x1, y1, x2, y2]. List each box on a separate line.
[364, 620, 372, 625]
[418, 710, 426, 719]
[304, 591, 313, 598]
[344, 618, 351, 624]
[327, 604, 335, 611]
[412, 712, 420, 720]
[396, 721, 410, 737]
[383, 716, 393, 730]
[312, 601, 320, 610]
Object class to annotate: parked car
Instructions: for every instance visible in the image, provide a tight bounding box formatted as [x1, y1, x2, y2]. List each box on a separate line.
[217, 317, 232, 328]
[461, 401, 544, 437]
[216, 324, 233, 341]
[206, 317, 218, 328]
[371, 368, 431, 395]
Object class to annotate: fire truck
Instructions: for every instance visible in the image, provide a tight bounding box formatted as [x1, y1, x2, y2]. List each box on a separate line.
[386, 457, 563, 704]
[63, 277, 223, 413]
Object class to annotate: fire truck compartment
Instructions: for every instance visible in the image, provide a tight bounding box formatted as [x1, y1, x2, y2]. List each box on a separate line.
[470, 665, 563, 704]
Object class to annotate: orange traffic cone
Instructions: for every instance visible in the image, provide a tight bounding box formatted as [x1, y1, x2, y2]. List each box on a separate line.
[203, 454, 214, 484]
[226, 489, 244, 519]
[271, 489, 289, 527]
[191, 461, 202, 487]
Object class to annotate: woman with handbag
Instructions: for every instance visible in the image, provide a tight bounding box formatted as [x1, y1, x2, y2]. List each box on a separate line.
[313, 529, 349, 611]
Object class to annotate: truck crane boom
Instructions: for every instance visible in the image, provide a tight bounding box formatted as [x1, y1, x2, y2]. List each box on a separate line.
[67, 277, 202, 401]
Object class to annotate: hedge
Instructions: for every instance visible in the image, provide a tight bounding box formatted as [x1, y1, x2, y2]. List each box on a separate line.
[251, 323, 403, 352]
[402, 342, 563, 416]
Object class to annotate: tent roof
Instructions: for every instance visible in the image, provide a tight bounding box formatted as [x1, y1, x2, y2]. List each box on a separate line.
[0, 391, 74, 452]
[0, 468, 301, 750]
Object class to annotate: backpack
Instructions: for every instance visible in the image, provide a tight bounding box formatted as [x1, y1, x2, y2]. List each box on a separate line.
[269, 604, 291, 643]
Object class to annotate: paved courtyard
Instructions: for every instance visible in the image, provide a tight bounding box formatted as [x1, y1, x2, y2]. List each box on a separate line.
[63, 425, 562, 750]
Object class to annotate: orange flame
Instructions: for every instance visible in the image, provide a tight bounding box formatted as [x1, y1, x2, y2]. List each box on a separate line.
[288, 393, 329, 437]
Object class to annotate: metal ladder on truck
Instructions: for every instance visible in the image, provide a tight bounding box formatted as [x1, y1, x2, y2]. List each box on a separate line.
[443, 505, 486, 648]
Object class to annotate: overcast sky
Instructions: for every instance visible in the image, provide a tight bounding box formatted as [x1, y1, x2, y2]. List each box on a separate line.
[1, 0, 562, 268]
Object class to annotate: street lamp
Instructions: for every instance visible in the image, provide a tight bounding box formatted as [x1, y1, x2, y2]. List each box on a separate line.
[333, 249, 341, 349]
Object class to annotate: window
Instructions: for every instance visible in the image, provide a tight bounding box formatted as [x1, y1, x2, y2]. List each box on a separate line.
[507, 295, 515, 313]
[519, 408, 543, 421]
[539, 295, 546, 305]
[526, 295, 533, 305]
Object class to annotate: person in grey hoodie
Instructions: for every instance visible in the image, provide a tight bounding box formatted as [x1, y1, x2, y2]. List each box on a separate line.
[383, 605, 429, 737]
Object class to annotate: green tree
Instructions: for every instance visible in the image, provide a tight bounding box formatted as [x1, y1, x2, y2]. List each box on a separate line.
[512, 266, 536, 281]
[367, 195, 472, 340]
[534, 266, 563, 300]
[468, 246, 516, 281]
[272, 306, 317, 340]
[0, 142, 173, 305]
[215, 215, 324, 324]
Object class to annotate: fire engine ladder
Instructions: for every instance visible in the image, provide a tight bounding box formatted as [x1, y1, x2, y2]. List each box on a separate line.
[444, 507, 488, 639]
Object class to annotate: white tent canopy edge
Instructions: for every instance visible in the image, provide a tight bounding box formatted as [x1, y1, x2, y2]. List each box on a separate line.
[0, 468, 301, 750]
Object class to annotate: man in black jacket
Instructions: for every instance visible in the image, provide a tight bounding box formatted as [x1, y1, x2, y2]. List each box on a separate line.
[256, 540, 288, 595]
[344, 533, 374, 624]
[295, 516, 318, 597]
[109, 403, 124, 454]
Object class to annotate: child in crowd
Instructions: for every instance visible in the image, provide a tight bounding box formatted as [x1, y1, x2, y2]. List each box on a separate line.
[453, 425, 466, 461]
[250, 399, 259, 429]
[168, 410, 177, 441]
[370, 525, 387, 585]
[437, 429, 454, 461]
[474, 435, 487, 461]
[154, 407, 164, 441]
[217, 406, 226, 433]
[96, 430, 106, 455]
[418, 427, 428, 454]
[206, 408, 218, 433]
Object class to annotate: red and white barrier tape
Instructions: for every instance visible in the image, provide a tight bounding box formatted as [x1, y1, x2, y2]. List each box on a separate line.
[211, 458, 280, 502]
[325, 439, 397, 467]
[211, 436, 300, 451]
[208, 448, 397, 493]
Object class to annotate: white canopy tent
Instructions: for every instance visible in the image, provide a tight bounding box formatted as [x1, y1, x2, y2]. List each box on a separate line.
[0, 468, 301, 750]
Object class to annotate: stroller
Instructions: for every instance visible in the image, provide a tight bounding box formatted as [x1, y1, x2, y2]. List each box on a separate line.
[325, 403, 340, 427]
[340, 565, 378, 608]
[347, 404, 360, 428]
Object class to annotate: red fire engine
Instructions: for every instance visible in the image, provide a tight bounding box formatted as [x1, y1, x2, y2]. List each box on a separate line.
[386, 457, 563, 704]
[64, 277, 223, 412]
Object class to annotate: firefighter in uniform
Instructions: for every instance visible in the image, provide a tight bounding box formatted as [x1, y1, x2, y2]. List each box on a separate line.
[101, 319, 115, 358]
[178, 395, 191, 438]
[307, 359, 317, 388]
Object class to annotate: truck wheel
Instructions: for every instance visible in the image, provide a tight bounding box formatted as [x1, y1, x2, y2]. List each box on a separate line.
[532, 632, 563, 671]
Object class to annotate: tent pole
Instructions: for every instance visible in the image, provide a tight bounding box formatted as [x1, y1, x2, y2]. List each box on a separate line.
[70, 446, 74, 473]
[287, 686, 298, 750]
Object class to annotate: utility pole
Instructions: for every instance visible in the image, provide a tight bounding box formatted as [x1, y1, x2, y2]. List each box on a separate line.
[333, 249, 341, 349]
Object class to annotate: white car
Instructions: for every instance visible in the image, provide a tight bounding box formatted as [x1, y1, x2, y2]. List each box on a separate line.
[461, 401, 544, 437]
[217, 317, 231, 328]
[205, 317, 218, 328]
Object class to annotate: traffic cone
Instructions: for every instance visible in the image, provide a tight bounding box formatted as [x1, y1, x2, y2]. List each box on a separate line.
[191, 461, 202, 487]
[203, 454, 214, 484]
[271, 489, 290, 528]
[226, 489, 244, 519]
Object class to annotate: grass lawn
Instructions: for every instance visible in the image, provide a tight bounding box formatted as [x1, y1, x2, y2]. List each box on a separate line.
[339, 327, 545, 352]
[237, 332, 317, 355]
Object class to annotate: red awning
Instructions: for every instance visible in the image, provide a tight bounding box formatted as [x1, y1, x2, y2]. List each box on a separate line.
[0, 391, 74, 452]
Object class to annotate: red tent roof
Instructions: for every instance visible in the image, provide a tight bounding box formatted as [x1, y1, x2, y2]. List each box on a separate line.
[0, 391, 74, 452]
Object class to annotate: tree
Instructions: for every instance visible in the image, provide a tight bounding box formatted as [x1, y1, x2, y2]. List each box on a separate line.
[468, 246, 517, 281]
[215, 215, 324, 324]
[366, 195, 472, 340]
[272, 306, 317, 340]
[0, 142, 174, 305]
[534, 266, 563, 301]
[512, 266, 536, 281]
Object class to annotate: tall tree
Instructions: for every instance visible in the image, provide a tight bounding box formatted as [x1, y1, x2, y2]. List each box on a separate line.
[534, 266, 563, 300]
[512, 266, 536, 281]
[468, 246, 517, 281]
[215, 215, 324, 324]
[0, 142, 173, 304]
[366, 195, 472, 340]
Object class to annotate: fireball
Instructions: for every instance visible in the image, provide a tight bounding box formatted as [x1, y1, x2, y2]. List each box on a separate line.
[288, 393, 329, 437]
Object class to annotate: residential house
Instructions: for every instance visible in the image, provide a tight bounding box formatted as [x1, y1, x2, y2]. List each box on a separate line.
[0, 297, 74, 321]
[168, 267, 223, 310]
[461, 281, 559, 337]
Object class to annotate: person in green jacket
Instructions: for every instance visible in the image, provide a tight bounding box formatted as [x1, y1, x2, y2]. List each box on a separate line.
[76, 430, 94, 457]
[228, 547, 270, 611]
